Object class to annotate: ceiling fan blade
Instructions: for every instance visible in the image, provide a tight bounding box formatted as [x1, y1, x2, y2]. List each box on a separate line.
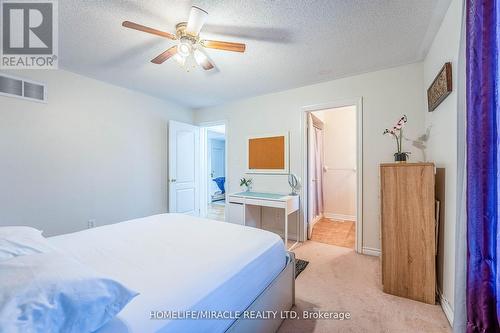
[201, 40, 246, 53]
[186, 6, 208, 35]
[151, 46, 178, 64]
[122, 21, 176, 40]
[194, 49, 214, 70]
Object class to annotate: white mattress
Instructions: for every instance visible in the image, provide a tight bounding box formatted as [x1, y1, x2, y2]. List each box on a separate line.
[48, 213, 286, 333]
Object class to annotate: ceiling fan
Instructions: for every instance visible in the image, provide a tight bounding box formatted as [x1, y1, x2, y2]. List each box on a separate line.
[122, 6, 246, 71]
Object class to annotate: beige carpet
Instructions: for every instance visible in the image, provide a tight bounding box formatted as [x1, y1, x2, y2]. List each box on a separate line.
[278, 241, 451, 333]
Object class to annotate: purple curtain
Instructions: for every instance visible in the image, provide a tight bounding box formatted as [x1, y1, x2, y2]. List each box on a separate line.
[466, 0, 500, 332]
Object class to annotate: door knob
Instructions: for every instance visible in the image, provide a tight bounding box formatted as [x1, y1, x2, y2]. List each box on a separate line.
[170, 179, 177, 183]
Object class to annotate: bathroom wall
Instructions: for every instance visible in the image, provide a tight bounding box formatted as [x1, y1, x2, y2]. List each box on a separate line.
[317, 106, 357, 221]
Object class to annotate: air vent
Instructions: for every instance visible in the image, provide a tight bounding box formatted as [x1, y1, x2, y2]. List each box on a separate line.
[0, 74, 47, 102]
[0, 76, 22, 96]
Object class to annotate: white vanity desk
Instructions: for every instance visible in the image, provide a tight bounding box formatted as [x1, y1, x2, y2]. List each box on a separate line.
[227, 192, 300, 250]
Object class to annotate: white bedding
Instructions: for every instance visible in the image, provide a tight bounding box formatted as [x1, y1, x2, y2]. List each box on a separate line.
[48, 213, 286, 333]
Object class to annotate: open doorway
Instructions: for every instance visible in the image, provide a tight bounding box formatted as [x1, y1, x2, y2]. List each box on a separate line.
[303, 100, 363, 252]
[200, 123, 226, 222]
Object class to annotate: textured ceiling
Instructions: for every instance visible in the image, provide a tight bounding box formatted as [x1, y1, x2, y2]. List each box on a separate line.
[59, 0, 451, 109]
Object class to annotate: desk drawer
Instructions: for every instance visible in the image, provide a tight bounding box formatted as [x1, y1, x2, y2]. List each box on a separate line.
[245, 198, 286, 209]
[228, 196, 245, 204]
[228, 202, 245, 225]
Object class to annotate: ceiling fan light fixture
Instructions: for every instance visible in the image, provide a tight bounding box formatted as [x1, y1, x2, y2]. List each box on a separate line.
[174, 53, 186, 66]
[122, 5, 246, 71]
[186, 6, 208, 35]
[194, 49, 214, 70]
[194, 48, 207, 63]
[174, 53, 198, 72]
[178, 40, 192, 57]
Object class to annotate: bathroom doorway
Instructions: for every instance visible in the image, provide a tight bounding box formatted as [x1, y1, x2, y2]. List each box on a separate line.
[302, 99, 362, 252]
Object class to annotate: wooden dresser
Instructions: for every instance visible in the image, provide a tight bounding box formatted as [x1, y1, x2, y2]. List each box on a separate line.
[380, 163, 436, 304]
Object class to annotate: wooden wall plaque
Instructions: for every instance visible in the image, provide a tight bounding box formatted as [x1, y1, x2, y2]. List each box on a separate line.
[427, 62, 452, 112]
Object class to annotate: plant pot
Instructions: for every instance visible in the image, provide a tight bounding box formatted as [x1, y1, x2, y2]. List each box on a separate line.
[241, 185, 251, 192]
[394, 152, 408, 162]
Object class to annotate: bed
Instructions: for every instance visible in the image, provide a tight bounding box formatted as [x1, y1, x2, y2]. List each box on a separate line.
[48, 213, 295, 333]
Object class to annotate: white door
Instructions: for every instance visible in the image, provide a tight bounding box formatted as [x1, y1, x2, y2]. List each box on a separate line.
[209, 140, 225, 197]
[169, 121, 200, 215]
[211, 143, 225, 179]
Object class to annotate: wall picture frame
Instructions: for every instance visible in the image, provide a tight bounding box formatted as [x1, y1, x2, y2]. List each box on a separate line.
[427, 62, 452, 112]
[246, 132, 289, 174]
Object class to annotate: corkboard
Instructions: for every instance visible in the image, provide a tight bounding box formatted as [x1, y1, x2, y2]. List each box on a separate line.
[248, 136, 285, 170]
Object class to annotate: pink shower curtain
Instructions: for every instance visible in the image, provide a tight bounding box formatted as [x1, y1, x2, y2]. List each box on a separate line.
[309, 114, 324, 218]
[313, 126, 324, 216]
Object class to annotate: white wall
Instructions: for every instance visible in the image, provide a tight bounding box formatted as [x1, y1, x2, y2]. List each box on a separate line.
[195, 62, 425, 251]
[423, 0, 462, 323]
[319, 106, 357, 220]
[0, 69, 192, 236]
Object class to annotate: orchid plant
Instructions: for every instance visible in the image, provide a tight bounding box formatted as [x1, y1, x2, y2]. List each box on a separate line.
[240, 177, 253, 191]
[383, 115, 409, 161]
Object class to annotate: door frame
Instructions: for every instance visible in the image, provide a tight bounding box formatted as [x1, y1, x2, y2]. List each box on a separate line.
[300, 97, 363, 253]
[199, 120, 228, 219]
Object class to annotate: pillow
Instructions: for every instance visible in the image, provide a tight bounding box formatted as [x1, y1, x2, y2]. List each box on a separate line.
[0, 252, 139, 333]
[0, 226, 55, 261]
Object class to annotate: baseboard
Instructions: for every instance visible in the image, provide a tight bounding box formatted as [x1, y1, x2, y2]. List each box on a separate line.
[310, 215, 322, 226]
[438, 290, 454, 326]
[362, 246, 381, 256]
[323, 212, 356, 222]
